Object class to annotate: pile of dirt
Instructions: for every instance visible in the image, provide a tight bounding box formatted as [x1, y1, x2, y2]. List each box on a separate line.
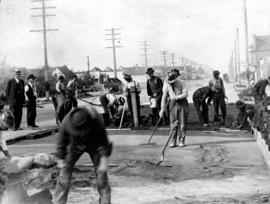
[110, 160, 176, 181]
[110, 145, 233, 182]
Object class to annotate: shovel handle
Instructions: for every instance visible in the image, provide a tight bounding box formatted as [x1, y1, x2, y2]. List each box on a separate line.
[148, 100, 170, 144]
[156, 120, 179, 166]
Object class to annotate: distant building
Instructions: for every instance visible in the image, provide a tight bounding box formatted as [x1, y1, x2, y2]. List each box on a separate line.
[52, 65, 76, 79]
[250, 35, 270, 79]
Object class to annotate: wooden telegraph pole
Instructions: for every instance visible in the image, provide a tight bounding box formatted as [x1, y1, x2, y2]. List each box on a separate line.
[105, 28, 122, 78]
[31, 0, 57, 100]
[243, 0, 250, 84]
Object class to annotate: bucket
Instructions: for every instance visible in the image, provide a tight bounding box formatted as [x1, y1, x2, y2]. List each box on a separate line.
[150, 98, 157, 108]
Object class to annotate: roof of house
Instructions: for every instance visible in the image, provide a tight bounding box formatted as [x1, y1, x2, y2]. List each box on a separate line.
[91, 67, 102, 72]
[55, 65, 76, 79]
[103, 66, 114, 72]
[251, 35, 270, 52]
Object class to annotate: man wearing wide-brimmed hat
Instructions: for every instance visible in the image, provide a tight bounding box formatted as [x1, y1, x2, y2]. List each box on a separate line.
[5, 69, 25, 131]
[53, 107, 112, 204]
[146, 68, 163, 125]
[25, 74, 39, 129]
[159, 71, 189, 147]
[209, 70, 227, 125]
[123, 73, 141, 127]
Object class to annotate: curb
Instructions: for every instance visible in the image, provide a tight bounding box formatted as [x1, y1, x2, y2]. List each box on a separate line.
[254, 129, 270, 169]
[6, 127, 59, 144]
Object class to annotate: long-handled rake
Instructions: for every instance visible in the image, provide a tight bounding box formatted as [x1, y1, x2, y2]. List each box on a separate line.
[156, 120, 179, 166]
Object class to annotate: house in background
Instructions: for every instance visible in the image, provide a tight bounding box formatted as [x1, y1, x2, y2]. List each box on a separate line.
[52, 65, 76, 79]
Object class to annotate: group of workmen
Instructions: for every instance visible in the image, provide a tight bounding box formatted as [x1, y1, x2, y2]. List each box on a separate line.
[99, 68, 231, 148]
[2, 68, 270, 204]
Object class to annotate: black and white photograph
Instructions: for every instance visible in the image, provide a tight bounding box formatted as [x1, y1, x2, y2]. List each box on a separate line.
[0, 0, 270, 203]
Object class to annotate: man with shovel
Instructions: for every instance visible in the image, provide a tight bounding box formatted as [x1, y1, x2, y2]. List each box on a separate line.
[159, 71, 189, 147]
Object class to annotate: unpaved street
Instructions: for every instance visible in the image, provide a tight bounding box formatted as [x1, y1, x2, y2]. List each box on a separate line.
[4, 129, 270, 203]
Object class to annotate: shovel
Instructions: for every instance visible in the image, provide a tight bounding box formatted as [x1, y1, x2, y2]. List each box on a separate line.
[140, 100, 170, 146]
[156, 120, 179, 166]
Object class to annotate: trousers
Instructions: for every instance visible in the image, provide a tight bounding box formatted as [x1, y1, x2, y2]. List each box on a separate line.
[213, 92, 226, 122]
[52, 148, 111, 204]
[193, 92, 209, 124]
[26, 99, 37, 126]
[169, 99, 189, 144]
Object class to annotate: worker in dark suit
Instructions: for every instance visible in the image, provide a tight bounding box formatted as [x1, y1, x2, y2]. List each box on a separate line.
[25, 74, 39, 129]
[146, 67, 163, 125]
[193, 86, 213, 126]
[6, 69, 25, 131]
[209, 70, 227, 125]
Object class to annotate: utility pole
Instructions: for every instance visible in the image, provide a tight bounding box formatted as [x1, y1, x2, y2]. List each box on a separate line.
[171, 52, 175, 67]
[139, 41, 150, 68]
[243, 0, 250, 85]
[105, 28, 122, 78]
[30, 0, 57, 100]
[87, 56, 90, 73]
[234, 40, 238, 82]
[236, 28, 241, 84]
[162, 51, 168, 75]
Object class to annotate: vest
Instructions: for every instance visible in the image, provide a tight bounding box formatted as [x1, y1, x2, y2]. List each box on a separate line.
[26, 84, 36, 101]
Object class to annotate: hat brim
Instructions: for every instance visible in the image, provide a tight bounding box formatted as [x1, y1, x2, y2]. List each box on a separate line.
[146, 70, 154, 74]
[168, 79, 176, 84]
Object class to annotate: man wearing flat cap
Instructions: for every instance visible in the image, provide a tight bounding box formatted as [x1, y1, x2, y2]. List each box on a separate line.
[209, 70, 227, 125]
[53, 107, 112, 204]
[5, 69, 25, 131]
[159, 71, 189, 147]
[25, 74, 39, 128]
[146, 68, 163, 125]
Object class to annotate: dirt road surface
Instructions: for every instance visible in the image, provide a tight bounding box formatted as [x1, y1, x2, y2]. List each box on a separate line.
[3, 128, 270, 204]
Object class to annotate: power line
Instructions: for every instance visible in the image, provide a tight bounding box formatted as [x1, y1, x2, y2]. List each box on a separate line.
[30, 0, 58, 99]
[139, 40, 150, 68]
[105, 28, 122, 78]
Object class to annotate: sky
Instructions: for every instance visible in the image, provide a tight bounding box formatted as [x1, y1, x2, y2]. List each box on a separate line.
[0, 0, 270, 73]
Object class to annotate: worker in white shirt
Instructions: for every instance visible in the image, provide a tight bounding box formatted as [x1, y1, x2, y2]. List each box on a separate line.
[159, 71, 189, 147]
[99, 87, 117, 126]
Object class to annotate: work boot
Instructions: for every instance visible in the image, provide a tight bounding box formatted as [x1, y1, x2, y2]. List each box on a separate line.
[179, 131, 186, 147]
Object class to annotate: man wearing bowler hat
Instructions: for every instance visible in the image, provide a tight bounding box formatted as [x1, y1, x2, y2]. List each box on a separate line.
[25, 74, 39, 128]
[6, 69, 25, 131]
[53, 107, 112, 204]
[209, 70, 227, 125]
[146, 67, 163, 125]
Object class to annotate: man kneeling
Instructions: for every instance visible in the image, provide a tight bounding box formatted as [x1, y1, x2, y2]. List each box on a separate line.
[53, 107, 112, 204]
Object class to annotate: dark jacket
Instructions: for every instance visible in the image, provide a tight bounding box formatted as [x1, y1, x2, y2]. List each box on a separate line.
[146, 76, 163, 97]
[6, 78, 25, 106]
[252, 79, 269, 102]
[193, 86, 213, 104]
[56, 108, 112, 160]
